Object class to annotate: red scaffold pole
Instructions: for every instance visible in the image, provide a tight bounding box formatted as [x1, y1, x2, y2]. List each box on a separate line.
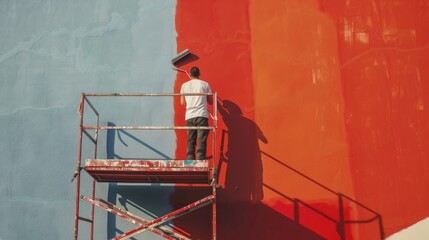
[74, 94, 85, 240]
[212, 92, 218, 240]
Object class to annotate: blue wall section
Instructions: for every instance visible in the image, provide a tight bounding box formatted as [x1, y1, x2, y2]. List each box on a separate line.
[0, 1, 177, 239]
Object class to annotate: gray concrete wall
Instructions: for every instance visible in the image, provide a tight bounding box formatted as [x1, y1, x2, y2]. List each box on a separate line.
[0, 1, 178, 239]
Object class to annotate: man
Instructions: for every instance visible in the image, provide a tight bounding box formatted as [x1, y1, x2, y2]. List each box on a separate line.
[180, 66, 213, 160]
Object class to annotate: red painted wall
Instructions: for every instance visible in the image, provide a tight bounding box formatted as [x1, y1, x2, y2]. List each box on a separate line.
[318, 0, 429, 238]
[173, 0, 429, 239]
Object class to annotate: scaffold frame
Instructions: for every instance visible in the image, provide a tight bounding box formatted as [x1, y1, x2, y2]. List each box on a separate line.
[73, 92, 218, 240]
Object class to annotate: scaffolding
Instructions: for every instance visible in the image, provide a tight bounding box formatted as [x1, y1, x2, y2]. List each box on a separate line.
[73, 93, 218, 240]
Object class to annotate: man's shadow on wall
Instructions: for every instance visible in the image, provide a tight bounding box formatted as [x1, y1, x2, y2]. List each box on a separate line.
[217, 100, 266, 202]
[171, 100, 325, 240]
[218, 100, 326, 239]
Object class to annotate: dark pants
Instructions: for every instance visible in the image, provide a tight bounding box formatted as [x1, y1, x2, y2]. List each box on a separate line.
[186, 117, 209, 160]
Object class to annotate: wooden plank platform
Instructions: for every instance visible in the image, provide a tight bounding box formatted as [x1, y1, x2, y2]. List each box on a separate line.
[84, 159, 212, 184]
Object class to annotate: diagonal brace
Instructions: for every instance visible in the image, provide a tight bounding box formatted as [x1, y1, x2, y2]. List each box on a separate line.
[113, 195, 215, 240]
[80, 195, 188, 240]
[96, 198, 190, 240]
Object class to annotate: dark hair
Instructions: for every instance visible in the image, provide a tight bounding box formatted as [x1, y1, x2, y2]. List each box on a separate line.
[190, 66, 200, 78]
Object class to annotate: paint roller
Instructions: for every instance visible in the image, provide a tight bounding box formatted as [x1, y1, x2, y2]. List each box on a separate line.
[171, 49, 191, 79]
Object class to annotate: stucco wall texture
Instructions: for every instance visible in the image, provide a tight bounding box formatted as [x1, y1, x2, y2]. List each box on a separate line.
[1, 0, 428, 240]
[1, 1, 177, 239]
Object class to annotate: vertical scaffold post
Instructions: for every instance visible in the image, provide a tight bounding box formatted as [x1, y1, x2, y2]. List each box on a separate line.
[74, 94, 85, 240]
[90, 180, 96, 240]
[89, 107, 99, 240]
[212, 92, 217, 240]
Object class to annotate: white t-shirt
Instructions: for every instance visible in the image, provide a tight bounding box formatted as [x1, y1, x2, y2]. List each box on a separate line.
[180, 79, 212, 120]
